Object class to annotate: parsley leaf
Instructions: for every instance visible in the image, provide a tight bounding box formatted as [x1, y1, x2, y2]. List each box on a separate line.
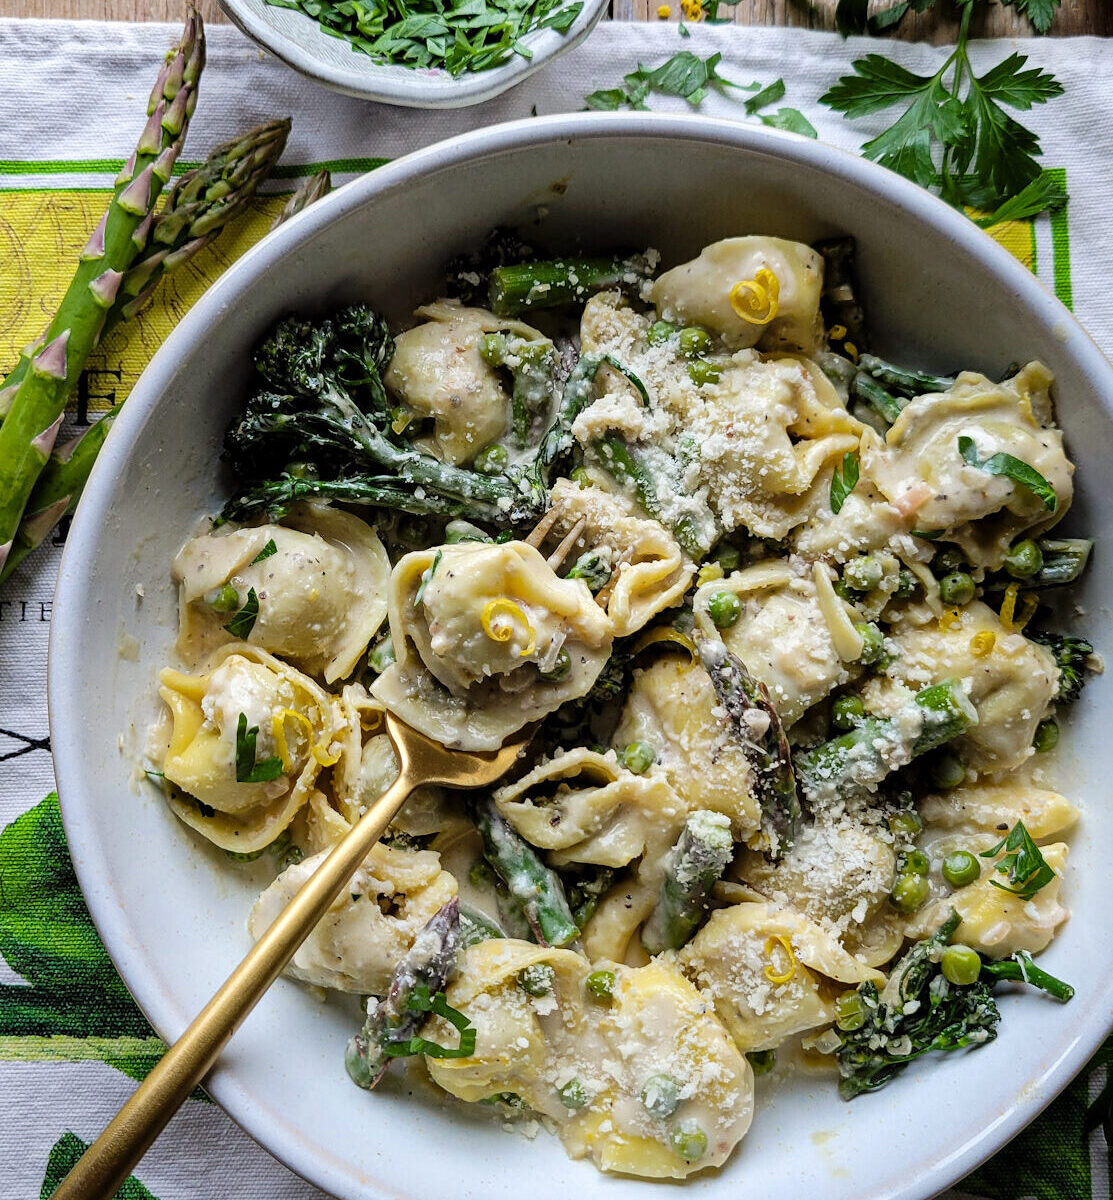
[760, 108, 819, 138]
[234, 712, 284, 784]
[957, 435, 1057, 512]
[821, 5, 1065, 215]
[830, 450, 860, 515]
[744, 78, 786, 115]
[973, 170, 1067, 228]
[414, 550, 442, 608]
[980, 820, 1056, 900]
[585, 51, 755, 111]
[223, 587, 260, 638]
[1005, 0, 1062, 34]
[381, 986, 477, 1059]
[835, 0, 938, 36]
[251, 538, 278, 564]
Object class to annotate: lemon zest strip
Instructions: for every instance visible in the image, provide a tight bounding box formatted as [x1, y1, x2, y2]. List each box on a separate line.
[764, 934, 796, 984]
[480, 598, 536, 658]
[729, 267, 780, 327]
[970, 630, 996, 658]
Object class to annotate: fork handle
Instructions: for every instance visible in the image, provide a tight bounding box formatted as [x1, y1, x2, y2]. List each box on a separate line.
[51, 770, 416, 1200]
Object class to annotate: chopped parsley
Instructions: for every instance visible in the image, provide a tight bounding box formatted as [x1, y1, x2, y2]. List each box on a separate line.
[957, 435, 1058, 512]
[414, 550, 442, 608]
[223, 586, 260, 638]
[234, 712, 284, 784]
[251, 538, 278, 564]
[980, 820, 1056, 900]
[830, 449, 860, 515]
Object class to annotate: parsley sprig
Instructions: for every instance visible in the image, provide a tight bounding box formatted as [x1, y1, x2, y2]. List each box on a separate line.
[980, 820, 1056, 900]
[223, 586, 260, 639]
[381, 986, 477, 1060]
[823, 2, 1065, 218]
[234, 712, 284, 784]
[830, 450, 861, 515]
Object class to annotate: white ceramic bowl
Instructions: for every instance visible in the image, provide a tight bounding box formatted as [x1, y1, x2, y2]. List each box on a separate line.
[51, 113, 1113, 1200]
[218, 0, 609, 107]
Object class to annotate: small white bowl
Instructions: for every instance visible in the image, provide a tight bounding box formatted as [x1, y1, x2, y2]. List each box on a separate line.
[218, 0, 609, 107]
[51, 114, 1113, 1200]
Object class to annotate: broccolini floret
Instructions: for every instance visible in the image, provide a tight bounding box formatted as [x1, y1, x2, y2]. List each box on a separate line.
[1027, 630, 1095, 705]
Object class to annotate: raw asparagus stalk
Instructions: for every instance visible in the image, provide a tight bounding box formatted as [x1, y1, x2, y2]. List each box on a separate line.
[0, 404, 120, 583]
[0, 10, 204, 572]
[641, 811, 734, 955]
[488, 253, 655, 317]
[345, 897, 461, 1089]
[814, 236, 869, 355]
[699, 639, 800, 855]
[471, 796, 578, 948]
[270, 168, 332, 230]
[857, 353, 955, 398]
[795, 680, 977, 803]
[0, 118, 290, 419]
[0, 119, 292, 583]
[981, 950, 1074, 1002]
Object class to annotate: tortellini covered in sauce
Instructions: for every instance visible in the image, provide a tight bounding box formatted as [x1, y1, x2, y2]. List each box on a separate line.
[860, 363, 1073, 567]
[372, 540, 613, 750]
[248, 841, 457, 994]
[155, 645, 343, 852]
[427, 940, 754, 1179]
[384, 301, 547, 466]
[650, 236, 825, 354]
[172, 504, 389, 683]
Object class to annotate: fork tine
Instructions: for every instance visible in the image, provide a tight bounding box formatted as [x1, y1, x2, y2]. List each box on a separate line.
[523, 503, 564, 549]
[547, 517, 586, 571]
[594, 569, 618, 609]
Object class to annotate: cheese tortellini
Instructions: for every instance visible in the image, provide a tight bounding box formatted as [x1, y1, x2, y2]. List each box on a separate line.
[371, 540, 614, 750]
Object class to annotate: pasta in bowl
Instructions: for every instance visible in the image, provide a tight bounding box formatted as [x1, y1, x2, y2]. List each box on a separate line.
[136, 220, 1095, 1184]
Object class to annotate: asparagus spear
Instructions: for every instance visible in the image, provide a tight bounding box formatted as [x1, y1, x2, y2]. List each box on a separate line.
[795, 680, 977, 804]
[480, 332, 559, 447]
[458, 904, 506, 948]
[0, 10, 204, 572]
[641, 811, 734, 955]
[699, 639, 800, 855]
[533, 353, 603, 482]
[857, 354, 955, 398]
[852, 371, 904, 426]
[488, 253, 655, 317]
[345, 897, 462, 1089]
[0, 119, 293, 584]
[471, 796, 579, 949]
[270, 168, 332, 229]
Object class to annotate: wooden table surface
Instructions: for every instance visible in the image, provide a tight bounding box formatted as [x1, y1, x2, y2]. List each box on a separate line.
[1, 0, 1110, 39]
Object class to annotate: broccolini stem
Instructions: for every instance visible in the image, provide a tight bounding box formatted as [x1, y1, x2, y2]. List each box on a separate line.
[981, 951, 1074, 1002]
[488, 254, 655, 317]
[345, 897, 461, 1090]
[534, 353, 602, 482]
[641, 811, 734, 955]
[857, 354, 955, 398]
[852, 371, 904, 425]
[795, 681, 976, 803]
[471, 796, 578, 948]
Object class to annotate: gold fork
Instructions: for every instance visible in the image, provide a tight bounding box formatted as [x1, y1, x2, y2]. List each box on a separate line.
[51, 711, 532, 1200]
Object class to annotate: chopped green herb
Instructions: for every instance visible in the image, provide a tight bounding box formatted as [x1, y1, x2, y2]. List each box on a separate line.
[223, 586, 260, 639]
[957, 436, 1057, 512]
[744, 78, 786, 115]
[980, 820, 1056, 900]
[380, 986, 477, 1059]
[251, 538, 278, 564]
[830, 450, 860, 515]
[585, 51, 753, 111]
[414, 549, 443, 608]
[234, 712, 284, 784]
[760, 108, 819, 138]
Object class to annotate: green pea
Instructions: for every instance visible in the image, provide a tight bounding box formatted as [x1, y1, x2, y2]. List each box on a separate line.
[930, 751, 965, 790]
[1004, 538, 1044, 580]
[585, 969, 616, 1002]
[285, 461, 317, 481]
[941, 944, 982, 987]
[622, 741, 656, 775]
[942, 850, 980, 889]
[890, 871, 930, 914]
[939, 571, 975, 606]
[855, 622, 886, 666]
[569, 466, 592, 488]
[647, 319, 677, 346]
[833, 578, 854, 602]
[474, 443, 509, 476]
[678, 326, 713, 358]
[831, 695, 865, 732]
[517, 963, 555, 997]
[934, 548, 966, 576]
[834, 991, 868, 1032]
[707, 590, 742, 629]
[712, 542, 742, 572]
[206, 583, 241, 613]
[641, 1073, 681, 1118]
[895, 567, 919, 599]
[902, 849, 930, 876]
[559, 1078, 589, 1110]
[367, 634, 395, 675]
[843, 555, 884, 593]
[888, 809, 924, 837]
[445, 520, 492, 544]
[687, 359, 722, 386]
[1033, 718, 1060, 753]
[670, 1124, 708, 1163]
[746, 1049, 776, 1075]
[539, 648, 572, 682]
